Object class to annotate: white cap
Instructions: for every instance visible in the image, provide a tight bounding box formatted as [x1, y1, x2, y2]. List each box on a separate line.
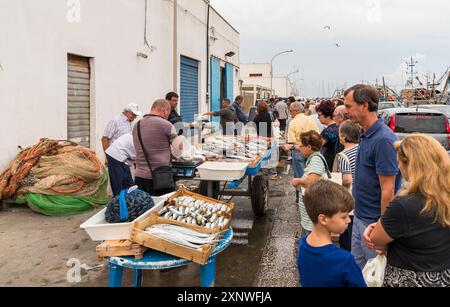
[127, 103, 143, 116]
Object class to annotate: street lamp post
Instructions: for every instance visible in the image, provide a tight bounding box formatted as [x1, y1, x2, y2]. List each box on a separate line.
[285, 68, 300, 96]
[270, 50, 293, 98]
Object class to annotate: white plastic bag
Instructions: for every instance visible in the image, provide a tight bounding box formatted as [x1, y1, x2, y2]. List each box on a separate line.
[362, 255, 387, 287]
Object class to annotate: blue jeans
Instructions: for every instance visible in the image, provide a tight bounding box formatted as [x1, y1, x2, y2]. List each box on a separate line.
[351, 215, 377, 270]
[106, 154, 134, 197]
[292, 150, 305, 178]
[339, 215, 354, 252]
[293, 150, 305, 203]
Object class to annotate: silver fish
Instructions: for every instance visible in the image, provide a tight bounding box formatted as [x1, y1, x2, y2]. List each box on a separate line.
[158, 207, 168, 216]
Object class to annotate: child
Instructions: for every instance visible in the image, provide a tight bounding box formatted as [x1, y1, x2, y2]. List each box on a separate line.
[297, 180, 366, 287]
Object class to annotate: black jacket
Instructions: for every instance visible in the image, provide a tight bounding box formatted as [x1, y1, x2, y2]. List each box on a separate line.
[253, 110, 273, 138]
[168, 109, 182, 125]
[168, 109, 183, 135]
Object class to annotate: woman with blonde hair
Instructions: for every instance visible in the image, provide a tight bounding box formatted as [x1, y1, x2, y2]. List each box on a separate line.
[364, 134, 450, 287]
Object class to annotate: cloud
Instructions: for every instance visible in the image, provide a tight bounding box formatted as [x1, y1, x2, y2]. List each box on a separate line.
[210, 0, 450, 96]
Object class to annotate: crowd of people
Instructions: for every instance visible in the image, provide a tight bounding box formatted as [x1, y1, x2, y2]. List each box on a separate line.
[100, 85, 450, 287]
[293, 85, 450, 287]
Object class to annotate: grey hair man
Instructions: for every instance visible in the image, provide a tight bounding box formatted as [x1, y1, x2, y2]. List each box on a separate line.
[333, 105, 349, 154]
[333, 105, 348, 127]
[102, 103, 143, 165]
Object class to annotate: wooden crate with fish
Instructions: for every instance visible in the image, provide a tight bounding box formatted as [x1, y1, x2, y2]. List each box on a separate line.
[150, 187, 234, 234]
[130, 216, 218, 265]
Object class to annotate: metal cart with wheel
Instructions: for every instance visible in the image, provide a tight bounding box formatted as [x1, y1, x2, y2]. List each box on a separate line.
[196, 146, 274, 217]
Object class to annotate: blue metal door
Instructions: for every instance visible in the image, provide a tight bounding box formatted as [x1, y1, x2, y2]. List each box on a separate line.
[210, 57, 221, 124]
[180, 56, 199, 123]
[225, 63, 234, 102]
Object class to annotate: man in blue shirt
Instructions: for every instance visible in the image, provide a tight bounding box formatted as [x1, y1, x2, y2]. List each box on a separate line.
[232, 96, 249, 124]
[344, 84, 402, 269]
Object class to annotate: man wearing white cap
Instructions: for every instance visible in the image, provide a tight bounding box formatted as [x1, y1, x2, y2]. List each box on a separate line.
[102, 103, 142, 165]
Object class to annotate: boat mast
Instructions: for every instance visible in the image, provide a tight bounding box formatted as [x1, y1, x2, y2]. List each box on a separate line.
[406, 57, 418, 89]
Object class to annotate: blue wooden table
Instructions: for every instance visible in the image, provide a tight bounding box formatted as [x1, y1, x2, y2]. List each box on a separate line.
[108, 228, 233, 287]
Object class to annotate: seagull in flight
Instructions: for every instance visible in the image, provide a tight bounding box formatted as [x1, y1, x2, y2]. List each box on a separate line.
[324, 26, 331, 30]
[335, 43, 341, 47]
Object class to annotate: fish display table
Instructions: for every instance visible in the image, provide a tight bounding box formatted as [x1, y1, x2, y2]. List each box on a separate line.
[108, 228, 233, 287]
[199, 141, 277, 217]
[171, 137, 278, 217]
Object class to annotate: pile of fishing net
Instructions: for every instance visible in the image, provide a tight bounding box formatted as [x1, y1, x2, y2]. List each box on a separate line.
[0, 138, 109, 216]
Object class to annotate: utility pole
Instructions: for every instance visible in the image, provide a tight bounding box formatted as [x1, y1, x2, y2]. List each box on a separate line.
[382, 77, 387, 100]
[270, 50, 293, 98]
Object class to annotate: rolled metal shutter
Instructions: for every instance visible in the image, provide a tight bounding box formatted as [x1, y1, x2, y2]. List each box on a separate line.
[210, 57, 221, 124]
[180, 56, 199, 123]
[67, 54, 90, 148]
[225, 63, 234, 102]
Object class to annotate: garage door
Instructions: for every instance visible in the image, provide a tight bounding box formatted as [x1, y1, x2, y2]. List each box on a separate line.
[180, 56, 199, 123]
[67, 54, 91, 148]
[210, 57, 221, 124]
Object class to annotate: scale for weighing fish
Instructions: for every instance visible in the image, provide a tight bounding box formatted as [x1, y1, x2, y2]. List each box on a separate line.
[172, 161, 203, 178]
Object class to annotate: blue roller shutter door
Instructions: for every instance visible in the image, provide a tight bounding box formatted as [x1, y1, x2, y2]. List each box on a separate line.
[210, 57, 221, 124]
[225, 63, 234, 102]
[180, 56, 199, 123]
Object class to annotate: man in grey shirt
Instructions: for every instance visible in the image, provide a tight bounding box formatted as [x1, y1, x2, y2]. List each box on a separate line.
[133, 99, 178, 196]
[203, 98, 237, 135]
[275, 98, 290, 132]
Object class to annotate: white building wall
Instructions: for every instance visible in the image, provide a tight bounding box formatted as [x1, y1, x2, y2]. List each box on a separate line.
[241, 63, 271, 78]
[209, 7, 240, 100]
[241, 63, 291, 97]
[177, 0, 207, 113]
[0, 0, 239, 171]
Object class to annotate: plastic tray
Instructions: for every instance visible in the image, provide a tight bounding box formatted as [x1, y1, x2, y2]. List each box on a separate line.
[196, 162, 249, 181]
[80, 193, 174, 241]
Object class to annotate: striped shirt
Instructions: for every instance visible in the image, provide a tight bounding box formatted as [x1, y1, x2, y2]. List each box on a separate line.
[337, 145, 359, 178]
[133, 115, 178, 179]
[103, 114, 134, 146]
[298, 152, 327, 232]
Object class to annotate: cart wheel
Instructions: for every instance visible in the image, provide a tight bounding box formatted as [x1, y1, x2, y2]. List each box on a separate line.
[251, 175, 269, 217]
[198, 181, 220, 199]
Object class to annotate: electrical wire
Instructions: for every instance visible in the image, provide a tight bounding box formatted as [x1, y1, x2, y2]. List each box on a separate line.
[144, 0, 151, 50]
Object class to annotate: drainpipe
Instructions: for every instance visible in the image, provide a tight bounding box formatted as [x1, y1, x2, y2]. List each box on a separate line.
[206, 2, 211, 108]
[173, 0, 178, 92]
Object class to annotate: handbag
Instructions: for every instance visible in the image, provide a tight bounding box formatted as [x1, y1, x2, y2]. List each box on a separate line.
[362, 255, 387, 287]
[314, 153, 342, 185]
[332, 151, 350, 172]
[137, 120, 176, 193]
[301, 153, 342, 195]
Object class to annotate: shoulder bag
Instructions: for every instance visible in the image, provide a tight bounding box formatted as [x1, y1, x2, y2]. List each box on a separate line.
[301, 153, 342, 195]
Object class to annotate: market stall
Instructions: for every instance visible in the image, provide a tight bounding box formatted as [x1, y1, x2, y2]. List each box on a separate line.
[171, 135, 277, 217]
[82, 186, 236, 287]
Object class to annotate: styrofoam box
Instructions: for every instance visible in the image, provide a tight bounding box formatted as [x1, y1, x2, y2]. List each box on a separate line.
[197, 162, 249, 181]
[80, 193, 174, 241]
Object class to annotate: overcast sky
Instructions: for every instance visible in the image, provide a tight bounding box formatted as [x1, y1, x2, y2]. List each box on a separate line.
[210, 0, 450, 97]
